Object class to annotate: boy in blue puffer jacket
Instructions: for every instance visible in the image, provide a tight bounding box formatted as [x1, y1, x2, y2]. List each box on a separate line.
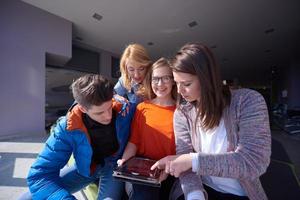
[20, 74, 136, 200]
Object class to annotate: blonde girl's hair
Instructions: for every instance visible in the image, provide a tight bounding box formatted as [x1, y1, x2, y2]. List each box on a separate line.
[119, 43, 152, 97]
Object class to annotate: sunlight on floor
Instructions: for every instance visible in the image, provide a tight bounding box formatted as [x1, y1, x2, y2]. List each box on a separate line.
[0, 140, 85, 200]
[0, 141, 45, 200]
[0, 142, 44, 153]
[13, 158, 36, 178]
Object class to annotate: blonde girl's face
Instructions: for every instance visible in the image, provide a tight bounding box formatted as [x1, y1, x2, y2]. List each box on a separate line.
[151, 66, 174, 98]
[173, 71, 201, 103]
[126, 59, 147, 84]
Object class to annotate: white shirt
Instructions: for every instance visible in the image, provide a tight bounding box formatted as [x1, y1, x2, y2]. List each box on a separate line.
[187, 118, 245, 200]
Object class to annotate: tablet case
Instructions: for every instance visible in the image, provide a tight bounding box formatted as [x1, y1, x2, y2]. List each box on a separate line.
[113, 157, 162, 187]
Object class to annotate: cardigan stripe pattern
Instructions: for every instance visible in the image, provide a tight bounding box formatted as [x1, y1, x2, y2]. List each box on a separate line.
[174, 89, 271, 200]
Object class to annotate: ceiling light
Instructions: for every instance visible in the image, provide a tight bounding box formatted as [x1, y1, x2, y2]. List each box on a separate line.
[93, 13, 103, 21]
[188, 21, 198, 28]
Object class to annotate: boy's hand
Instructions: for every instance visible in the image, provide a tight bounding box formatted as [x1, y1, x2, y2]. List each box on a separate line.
[114, 94, 129, 104]
[120, 101, 130, 116]
[113, 94, 130, 116]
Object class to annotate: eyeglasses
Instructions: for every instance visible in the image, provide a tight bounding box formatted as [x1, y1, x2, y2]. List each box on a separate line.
[151, 75, 173, 84]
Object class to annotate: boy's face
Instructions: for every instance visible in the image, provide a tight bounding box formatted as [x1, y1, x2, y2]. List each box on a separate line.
[79, 100, 113, 125]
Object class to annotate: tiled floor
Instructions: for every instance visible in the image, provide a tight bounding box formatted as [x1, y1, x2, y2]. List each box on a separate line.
[271, 128, 300, 180]
[0, 132, 85, 200]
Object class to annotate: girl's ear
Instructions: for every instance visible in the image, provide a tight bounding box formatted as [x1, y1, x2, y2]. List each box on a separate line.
[78, 104, 88, 113]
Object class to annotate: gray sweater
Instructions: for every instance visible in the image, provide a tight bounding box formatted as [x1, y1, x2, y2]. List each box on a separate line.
[174, 89, 271, 200]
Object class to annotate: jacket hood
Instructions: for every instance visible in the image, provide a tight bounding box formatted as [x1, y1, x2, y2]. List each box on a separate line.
[66, 99, 122, 135]
[66, 105, 90, 142]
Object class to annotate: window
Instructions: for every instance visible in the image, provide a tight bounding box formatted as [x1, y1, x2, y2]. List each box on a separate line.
[111, 56, 121, 78]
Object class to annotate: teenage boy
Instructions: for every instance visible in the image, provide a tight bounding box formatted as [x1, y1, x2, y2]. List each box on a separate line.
[21, 74, 135, 200]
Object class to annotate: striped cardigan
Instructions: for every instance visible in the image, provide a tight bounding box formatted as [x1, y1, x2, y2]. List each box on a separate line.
[174, 88, 271, 200]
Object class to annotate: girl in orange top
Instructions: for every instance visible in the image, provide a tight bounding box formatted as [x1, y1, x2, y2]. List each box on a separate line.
[117, 57, 177, 200]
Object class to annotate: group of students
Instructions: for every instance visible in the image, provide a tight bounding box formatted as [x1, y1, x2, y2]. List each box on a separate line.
[19, 42, 271, 200]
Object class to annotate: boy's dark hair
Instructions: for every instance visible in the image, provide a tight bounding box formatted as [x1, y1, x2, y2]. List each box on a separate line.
[71, 74, 114, 109]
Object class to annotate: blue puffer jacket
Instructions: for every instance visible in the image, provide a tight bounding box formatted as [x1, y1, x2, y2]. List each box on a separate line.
[27, 102, 136, 199]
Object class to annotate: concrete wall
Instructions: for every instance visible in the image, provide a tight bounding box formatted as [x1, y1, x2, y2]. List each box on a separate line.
[0, 0, 72, 137]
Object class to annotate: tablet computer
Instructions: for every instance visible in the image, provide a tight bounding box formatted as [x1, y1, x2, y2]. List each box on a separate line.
[113, 157, 162, 187]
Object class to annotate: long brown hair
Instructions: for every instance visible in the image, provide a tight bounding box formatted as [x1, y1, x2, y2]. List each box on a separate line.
[171, 42, 231, 130]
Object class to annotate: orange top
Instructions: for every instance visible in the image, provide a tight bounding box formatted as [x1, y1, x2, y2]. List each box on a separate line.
[129, 101, 176, 160]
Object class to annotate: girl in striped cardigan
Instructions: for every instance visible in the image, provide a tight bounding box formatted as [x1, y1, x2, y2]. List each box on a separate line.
[151, 43, 271, 200]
